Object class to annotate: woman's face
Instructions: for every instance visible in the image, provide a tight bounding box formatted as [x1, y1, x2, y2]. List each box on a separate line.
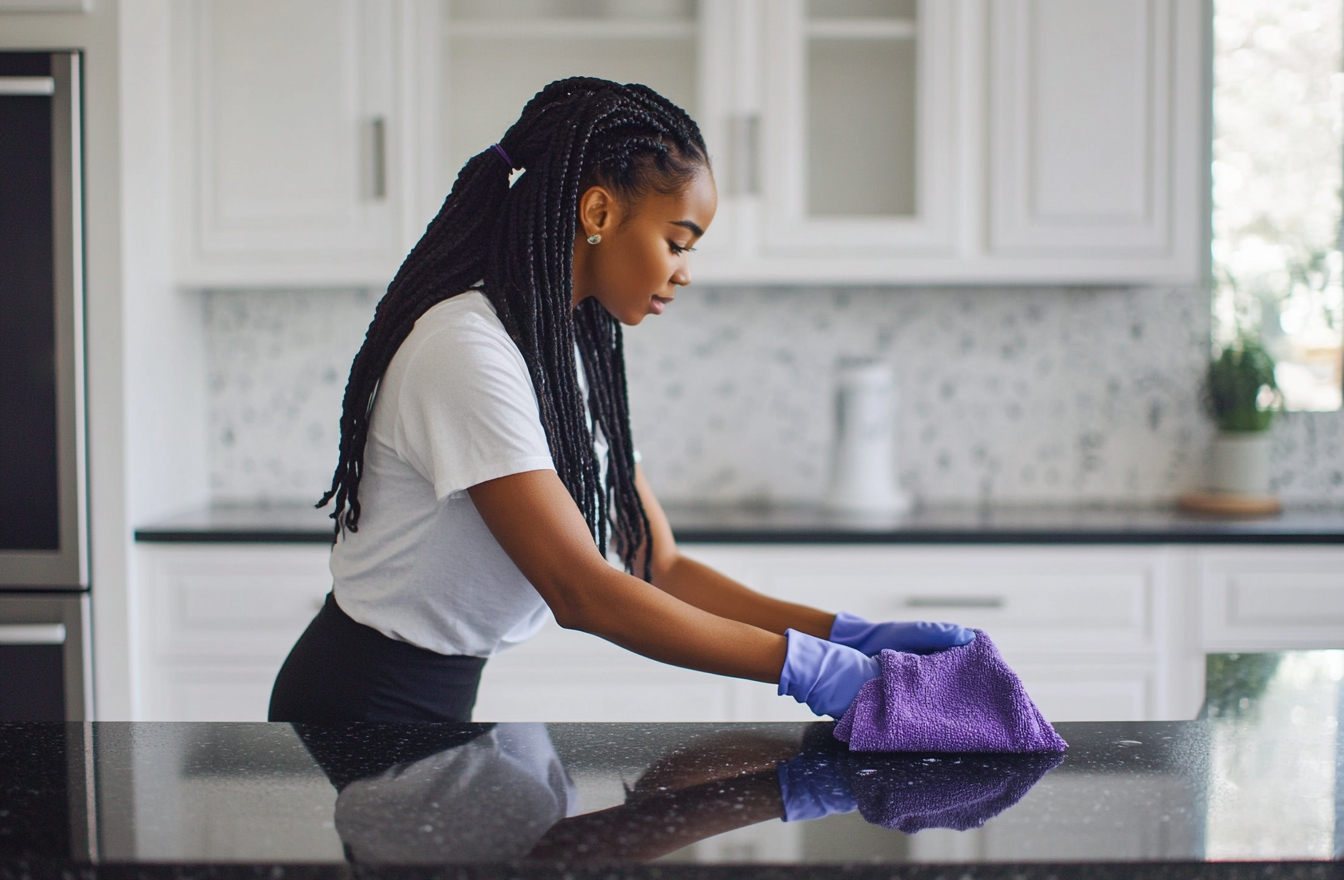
[571, 169, 718, 326]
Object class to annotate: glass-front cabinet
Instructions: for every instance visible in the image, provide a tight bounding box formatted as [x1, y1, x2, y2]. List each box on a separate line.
[172, 0, 1206, 288]
[759, 0, 959, 262]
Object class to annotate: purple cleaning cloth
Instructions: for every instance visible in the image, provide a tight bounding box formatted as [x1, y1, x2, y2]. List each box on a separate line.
[834, 629, 1067, 753]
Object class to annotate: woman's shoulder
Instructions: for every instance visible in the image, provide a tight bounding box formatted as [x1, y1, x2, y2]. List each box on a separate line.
[402, 291, 515, 354]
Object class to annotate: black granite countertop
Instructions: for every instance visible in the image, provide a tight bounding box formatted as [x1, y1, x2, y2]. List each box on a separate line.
[133, 500, 1344, 544]
[3, 652, 1343, 878]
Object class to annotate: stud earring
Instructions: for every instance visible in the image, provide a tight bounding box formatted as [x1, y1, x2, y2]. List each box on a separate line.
[587, 233, 601, 245]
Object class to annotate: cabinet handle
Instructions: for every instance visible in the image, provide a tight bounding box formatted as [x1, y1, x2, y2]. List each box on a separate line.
[0, 77, 56, 96]
[729, 114, 759, 196]
[370, 116, 387, 200]
[903, 596, 1004, 609]
[0, 623, 66, 645]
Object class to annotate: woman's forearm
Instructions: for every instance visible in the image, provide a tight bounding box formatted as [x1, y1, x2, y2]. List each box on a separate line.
[653, 554, 836, 639]
[553, 562, 789, 684]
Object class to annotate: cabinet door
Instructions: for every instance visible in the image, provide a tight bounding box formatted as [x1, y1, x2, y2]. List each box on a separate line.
[987, 0, 1203, 280]
[1198, 547, 1344, 652]
[135, 544, 333, 720]
[173, 0, 433, 287]
[758, 0, 962, 257]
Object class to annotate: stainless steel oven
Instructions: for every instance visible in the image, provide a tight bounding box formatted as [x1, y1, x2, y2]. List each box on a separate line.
[0, 51, 91, 720]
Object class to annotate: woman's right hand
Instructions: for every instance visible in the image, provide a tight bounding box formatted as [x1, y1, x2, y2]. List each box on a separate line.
[777, 630, 880, 718]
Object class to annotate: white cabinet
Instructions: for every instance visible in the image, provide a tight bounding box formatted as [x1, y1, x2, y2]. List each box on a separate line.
[135, 541, 1337, 724]
[986, 0, 1203, 278]
[683, 543, 1182, 722]
[173, 0, 1205, 288]
[171, 0, 440, 287]
[704, 0, 1206, 284]
[1197, 547, 1344, 652]
[134, 544, 333, 721]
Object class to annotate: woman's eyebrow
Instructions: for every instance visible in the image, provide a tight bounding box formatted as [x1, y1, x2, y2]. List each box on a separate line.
[669, 219, 704, 237]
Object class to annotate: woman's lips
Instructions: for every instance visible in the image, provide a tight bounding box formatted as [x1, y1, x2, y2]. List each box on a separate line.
[649, 296, 673, 315]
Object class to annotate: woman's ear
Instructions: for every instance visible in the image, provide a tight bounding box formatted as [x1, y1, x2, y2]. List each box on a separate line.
[578, 185, 617, 238]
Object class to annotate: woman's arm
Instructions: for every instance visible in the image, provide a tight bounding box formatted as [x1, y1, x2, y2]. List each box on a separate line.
[469, 469, 787, 683]
[633, 465, 836, 639]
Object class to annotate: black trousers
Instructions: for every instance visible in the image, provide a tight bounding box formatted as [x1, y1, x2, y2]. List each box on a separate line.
[269, 593, 486, 723]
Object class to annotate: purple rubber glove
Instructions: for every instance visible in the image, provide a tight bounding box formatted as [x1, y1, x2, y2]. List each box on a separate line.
[829, 611, 975, 656]
[776, 753, 857, 822]
[778, 629, 880, 719]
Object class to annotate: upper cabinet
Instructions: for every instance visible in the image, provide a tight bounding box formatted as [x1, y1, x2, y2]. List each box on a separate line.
[171, 0, 440, 288]
[171, 0, 1206, 289]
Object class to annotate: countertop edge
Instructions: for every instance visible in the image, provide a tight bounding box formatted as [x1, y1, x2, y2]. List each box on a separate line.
[2, 857, 1338, 879]
[132, 527, 1344, 545]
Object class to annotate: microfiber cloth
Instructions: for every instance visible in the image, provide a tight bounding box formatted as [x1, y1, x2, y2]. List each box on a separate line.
[833, 629, 1068, 753]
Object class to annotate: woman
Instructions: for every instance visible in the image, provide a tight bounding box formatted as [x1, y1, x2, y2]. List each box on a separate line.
[269, 77, 970, 724]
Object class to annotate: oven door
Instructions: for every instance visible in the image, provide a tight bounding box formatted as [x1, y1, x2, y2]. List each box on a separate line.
[0, 593, 90, 721]
[0, 51, 88, 589]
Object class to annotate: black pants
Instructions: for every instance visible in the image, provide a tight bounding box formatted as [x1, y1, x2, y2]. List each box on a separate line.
[269, 593, 486, 723]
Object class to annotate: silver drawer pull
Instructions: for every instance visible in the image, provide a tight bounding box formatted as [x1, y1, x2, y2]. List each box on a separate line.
[0, 623, 66, 645]
[903, 596, 1004, 610]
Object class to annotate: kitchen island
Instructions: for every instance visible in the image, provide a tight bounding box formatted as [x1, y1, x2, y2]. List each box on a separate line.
[2, 652, 1342, 877]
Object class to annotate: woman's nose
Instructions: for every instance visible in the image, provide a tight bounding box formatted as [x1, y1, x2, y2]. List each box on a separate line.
[672, 260, 691, 287]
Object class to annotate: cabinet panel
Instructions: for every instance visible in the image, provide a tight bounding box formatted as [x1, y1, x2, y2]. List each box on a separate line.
[143, 545, 332, 660]
[686, 545, 1165, 656]
[174, 0, 432, 286]
[988, 0, 1201, 273]
[1199, 548, 1344, 651]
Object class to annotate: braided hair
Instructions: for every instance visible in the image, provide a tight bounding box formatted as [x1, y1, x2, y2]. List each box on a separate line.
[319, 77, 710, 580]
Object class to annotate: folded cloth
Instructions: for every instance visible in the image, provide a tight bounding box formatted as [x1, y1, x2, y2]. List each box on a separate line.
[833, 629, 1067, 753]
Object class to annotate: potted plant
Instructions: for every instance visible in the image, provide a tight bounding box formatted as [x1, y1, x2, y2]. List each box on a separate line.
[1202, 336, 1282, 495]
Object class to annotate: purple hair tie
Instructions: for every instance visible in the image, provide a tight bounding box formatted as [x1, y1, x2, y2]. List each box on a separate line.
[490, 143, 514, 169]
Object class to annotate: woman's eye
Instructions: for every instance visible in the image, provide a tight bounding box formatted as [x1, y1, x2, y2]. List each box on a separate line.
[669, 242, 695, 255]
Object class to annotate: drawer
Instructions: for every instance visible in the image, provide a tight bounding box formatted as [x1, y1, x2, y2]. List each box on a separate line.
[683, 546, 1167, 656]
[140, 545, 332, 660]
[1199, 548, 1344, 651]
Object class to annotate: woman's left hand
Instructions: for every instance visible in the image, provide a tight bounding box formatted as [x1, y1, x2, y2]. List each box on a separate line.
[829, 611, 975, 656]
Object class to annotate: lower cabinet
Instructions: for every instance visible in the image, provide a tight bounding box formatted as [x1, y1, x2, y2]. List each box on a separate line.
[131, 542, 1344, 723]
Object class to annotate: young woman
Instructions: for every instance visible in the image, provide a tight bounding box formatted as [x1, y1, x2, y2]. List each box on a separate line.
[269, 77, 970, 724]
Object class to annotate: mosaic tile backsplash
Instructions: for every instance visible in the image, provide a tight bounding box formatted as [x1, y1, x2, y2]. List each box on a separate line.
[205, 285, 1344, 505]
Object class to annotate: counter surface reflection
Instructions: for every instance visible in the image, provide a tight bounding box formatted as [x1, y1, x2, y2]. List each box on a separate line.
[2, 652, 1341, 869]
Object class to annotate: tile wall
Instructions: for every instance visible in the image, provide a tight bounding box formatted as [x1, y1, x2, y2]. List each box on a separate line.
[204, 285, 1344, 506]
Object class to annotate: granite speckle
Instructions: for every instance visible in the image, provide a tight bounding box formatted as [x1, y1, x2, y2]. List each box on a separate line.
[203, 286, 1344, 505]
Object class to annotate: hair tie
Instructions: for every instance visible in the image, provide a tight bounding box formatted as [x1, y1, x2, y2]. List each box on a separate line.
[490, 143, 514, 169]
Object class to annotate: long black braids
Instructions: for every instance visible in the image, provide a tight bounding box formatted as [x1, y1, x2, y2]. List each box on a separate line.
[318, 77, 709, 580]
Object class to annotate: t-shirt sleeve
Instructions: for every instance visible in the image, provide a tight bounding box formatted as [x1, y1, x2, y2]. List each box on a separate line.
[390, 316, 556, 501]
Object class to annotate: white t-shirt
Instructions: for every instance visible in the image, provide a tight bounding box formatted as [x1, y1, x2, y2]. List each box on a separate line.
[330, 291, 558, 657]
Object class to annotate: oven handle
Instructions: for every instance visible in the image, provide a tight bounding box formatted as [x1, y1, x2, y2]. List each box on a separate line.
[0, 76, 56, 96]
[0, 623, 67, 645]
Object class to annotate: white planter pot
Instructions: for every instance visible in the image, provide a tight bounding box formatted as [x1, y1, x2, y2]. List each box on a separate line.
[1209, 431, 1273, 495]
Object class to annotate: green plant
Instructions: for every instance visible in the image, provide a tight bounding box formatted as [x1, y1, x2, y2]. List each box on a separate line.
[1204, 336, 1282, 432]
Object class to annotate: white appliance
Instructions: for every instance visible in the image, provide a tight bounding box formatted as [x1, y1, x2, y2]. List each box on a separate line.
[824, 359, 910, 515]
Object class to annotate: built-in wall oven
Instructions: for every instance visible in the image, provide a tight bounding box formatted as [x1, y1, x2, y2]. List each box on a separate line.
[0, 51, 91, 721]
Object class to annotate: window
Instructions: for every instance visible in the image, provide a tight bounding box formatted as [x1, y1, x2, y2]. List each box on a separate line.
[1212, 0, 1344, 411]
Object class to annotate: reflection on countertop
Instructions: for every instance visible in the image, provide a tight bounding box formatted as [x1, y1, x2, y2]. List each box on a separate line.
[133, 499, 1344, 544]
[2, 651, 1342, 876]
